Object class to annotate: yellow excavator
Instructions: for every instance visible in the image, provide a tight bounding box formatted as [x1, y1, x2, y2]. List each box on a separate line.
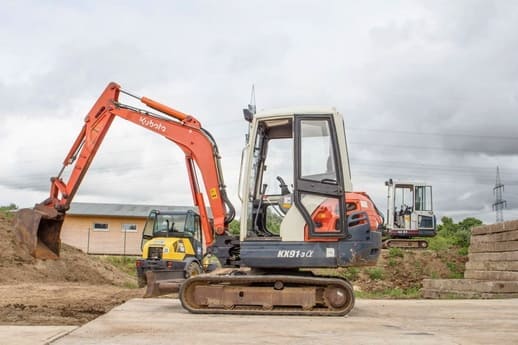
[137, 209, 222, 297]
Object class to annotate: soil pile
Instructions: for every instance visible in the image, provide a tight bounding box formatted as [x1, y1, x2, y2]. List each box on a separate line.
[0, 213, 134, 286]
[0, 213, 142, 325]
[348, 247, 468, 295]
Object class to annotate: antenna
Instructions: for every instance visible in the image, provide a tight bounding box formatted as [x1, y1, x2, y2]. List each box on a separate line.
[248, 84, 256, 115]
[492, 166, 507, 223]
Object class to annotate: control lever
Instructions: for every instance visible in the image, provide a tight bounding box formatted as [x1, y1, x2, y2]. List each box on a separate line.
[276, 176, 290, 195]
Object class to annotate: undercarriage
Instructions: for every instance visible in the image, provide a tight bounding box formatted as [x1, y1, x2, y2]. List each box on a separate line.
[179, 269, 355, 316]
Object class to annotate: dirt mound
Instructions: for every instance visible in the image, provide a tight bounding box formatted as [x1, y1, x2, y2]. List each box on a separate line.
[348, 248, 468, 296]
[0, 283, 141, 325]
[0, 213, 134, 286]
[0, 212, 143, 325]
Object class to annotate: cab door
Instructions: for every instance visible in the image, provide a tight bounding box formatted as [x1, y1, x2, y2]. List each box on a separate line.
[184, 212, 203, 259]
[293, 115, 348, 240]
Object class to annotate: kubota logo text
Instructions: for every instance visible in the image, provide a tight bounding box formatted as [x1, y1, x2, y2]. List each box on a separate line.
[140, 116, 166, 132]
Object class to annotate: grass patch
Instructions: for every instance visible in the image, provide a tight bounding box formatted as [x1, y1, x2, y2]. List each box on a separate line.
[122, 281, 138, 289]
[446, 261, 464, 279]
[387, 258, 398, 267]
[357, 287, 421, 299]
[0, 203, 17, 220]
[388, 247, 404, 258]
[430, 271, 439, 279]
[340, 267, 360, 281]
[98, 255, 139, 277]
[366, 267, 384, 280]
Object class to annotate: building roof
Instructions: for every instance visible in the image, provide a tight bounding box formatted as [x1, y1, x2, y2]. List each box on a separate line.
[67, 202, 199, 218]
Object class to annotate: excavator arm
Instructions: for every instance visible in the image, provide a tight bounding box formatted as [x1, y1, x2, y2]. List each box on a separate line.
[14, 82, 234, 258]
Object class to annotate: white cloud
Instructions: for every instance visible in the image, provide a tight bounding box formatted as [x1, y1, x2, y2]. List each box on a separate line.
[0, 1, 517, 225]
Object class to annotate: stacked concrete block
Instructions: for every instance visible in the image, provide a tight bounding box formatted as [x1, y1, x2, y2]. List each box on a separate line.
[423, 220, 518, 298]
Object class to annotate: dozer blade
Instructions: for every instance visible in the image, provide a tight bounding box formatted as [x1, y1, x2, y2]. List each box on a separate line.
[383, 238, 428, 249]
[143, 271, 183, 298]
[14, 204, 64, 259]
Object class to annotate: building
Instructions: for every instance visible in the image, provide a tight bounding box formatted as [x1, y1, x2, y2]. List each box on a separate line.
[61, 202, 197, 255]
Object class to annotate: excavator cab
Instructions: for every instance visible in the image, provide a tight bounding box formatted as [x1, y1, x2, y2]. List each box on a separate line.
[137, 209, 205, 290]
[384, 179, 436, 248]
[238, 108, 381, 268]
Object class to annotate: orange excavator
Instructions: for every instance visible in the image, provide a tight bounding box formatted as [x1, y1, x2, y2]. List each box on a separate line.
[15, 82, 382, 316]
[14, 82, 235, 260]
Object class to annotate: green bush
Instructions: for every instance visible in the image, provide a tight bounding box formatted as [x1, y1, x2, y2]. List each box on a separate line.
[341, 267, 360, 281]
[429, 217, 482, 254]
[366, 267, 384, 280]
[0, 203, 17, 211]
[457, 247, 469, 256]
[388, 247, 404, 258]
[428, 235, 454, 252]
[387, 258, 398, 267]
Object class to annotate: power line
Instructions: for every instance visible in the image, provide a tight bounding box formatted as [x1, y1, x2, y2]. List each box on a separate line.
[348, 141, 516, 155]
[349, 127, 518, 141]
[492, 166, 507, 223]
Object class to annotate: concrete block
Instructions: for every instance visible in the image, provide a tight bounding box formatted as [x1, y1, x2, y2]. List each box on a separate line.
[422, 289, 518, 299]
[464, 270, 518, 281]
[469, 240, 518, 253]
[471, 223, 504, 236]
[471, 220, 518, 235]
[470, 230, 518, 243]
[504, 220, 518, 231]
[465, 261, 518, 272]
[468, 251, 518, 262]
[423, 279, 518, 293]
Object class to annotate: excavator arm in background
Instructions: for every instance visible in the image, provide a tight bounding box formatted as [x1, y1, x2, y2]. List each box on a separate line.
[14, 82, 234, 259]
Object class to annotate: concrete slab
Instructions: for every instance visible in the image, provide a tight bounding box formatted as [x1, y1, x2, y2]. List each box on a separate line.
[0, 325, 77, 345]
[52, 298, 518, 345]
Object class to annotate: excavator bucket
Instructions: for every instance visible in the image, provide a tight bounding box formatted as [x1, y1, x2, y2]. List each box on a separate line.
[14, 204, 63, 259]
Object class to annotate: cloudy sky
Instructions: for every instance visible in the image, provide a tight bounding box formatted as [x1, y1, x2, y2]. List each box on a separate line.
[1, 0, 517, 224]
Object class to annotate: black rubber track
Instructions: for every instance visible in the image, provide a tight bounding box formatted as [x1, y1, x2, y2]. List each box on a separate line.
[179, 274, 355, 316]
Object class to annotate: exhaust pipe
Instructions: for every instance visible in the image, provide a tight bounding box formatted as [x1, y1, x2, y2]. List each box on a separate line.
[14, 204, 64, 259]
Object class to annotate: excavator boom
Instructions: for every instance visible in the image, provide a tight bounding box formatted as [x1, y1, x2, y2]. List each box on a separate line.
[14, 82, 234, 259]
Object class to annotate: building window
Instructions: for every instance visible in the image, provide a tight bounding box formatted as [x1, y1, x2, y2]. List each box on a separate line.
[122, 223, 137, 232]
[93, 223, 109, 232]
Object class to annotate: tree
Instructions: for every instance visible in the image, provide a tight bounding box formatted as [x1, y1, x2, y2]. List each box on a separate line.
[0, 203, 17, 211]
